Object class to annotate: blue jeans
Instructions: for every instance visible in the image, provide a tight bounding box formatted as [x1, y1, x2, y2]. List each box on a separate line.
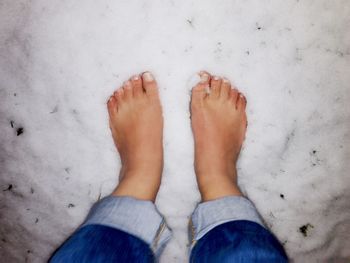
[50, 196, 288, 262]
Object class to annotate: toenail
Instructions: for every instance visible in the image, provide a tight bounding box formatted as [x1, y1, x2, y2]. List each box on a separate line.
[124, 81, 131, 88]
[132, 75, 139, 80]
[200, 74, 209, 83]
[213, 76, 220, 81]
[223, 78, 230, 83]
[143, 72, 154, 81]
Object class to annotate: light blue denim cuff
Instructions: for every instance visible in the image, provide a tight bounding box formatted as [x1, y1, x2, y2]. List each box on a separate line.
[81, 196, 172, 256]
[190, 196, 264, 248]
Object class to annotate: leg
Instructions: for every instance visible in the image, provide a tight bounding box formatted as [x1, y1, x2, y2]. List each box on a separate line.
[50, 72, 171, 262]
[189, 71, 287, 262]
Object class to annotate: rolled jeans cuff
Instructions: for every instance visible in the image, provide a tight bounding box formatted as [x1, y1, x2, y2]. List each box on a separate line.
[81, 196, 172, 256]
[190, 196, 264, 248]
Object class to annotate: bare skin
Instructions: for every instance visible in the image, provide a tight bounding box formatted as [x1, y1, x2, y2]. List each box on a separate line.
[191, 71, 247, 201]
[106, 71, 247, 203]
[107, 72, 163, 201]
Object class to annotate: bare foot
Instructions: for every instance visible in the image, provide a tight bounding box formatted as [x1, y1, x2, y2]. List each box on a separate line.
[190, 71, 247, 201]
[107, 72, 163, 201]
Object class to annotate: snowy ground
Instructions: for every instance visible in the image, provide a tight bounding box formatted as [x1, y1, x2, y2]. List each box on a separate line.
[1, 0, 350, 262]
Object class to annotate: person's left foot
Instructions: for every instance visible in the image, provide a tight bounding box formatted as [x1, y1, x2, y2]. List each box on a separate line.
[190, 71, 247, 201]
[107, 72, 163, 201]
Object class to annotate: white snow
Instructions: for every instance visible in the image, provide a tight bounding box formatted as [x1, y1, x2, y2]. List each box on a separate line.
[1, 0, 350, 262]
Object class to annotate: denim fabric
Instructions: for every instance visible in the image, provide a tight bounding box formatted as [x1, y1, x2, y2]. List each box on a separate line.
[50, 224, 154, 263]
[190, 220, 288, 263]
[190, 196, 264, 248]
[51, 195, 287, 262]
[82, 196, 172, 256]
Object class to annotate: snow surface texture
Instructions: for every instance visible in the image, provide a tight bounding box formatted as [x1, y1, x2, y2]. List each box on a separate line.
[1, 0, 350, 262]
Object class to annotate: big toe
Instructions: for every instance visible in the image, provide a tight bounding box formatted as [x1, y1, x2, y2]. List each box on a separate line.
[107, 95, 117, 116]
[191, 72, 210, 106]
[142, 72, 158, 98]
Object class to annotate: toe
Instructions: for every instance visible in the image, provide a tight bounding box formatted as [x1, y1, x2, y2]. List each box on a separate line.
[199, 70, 211, 77]
[107, 96, 117, 116]
[230, 88, 239, 106]
[142, 72, 158, 98]
[123, 80, 133, 99]
[237, 93, 247, 110]
[210, 76, 222, 98]
[131, 74, 143, 97]
[220, 78, 231, 100]
[114, 88, 124, 105]
[192, 72, 210, 106]
[113, 89, 119, 98]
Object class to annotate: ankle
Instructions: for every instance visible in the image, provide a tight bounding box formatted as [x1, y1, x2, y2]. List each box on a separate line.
[121, 160, 163, 178]
[200, 181, 243, 202]
[111, 167, 162, 202]
[196, 167, 243, 201]
[112, 177, 160, 201]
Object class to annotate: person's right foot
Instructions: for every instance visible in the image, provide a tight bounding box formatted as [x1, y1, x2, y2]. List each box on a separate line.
[107, 72, 163, 201]
[190, 71, 247, 201]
